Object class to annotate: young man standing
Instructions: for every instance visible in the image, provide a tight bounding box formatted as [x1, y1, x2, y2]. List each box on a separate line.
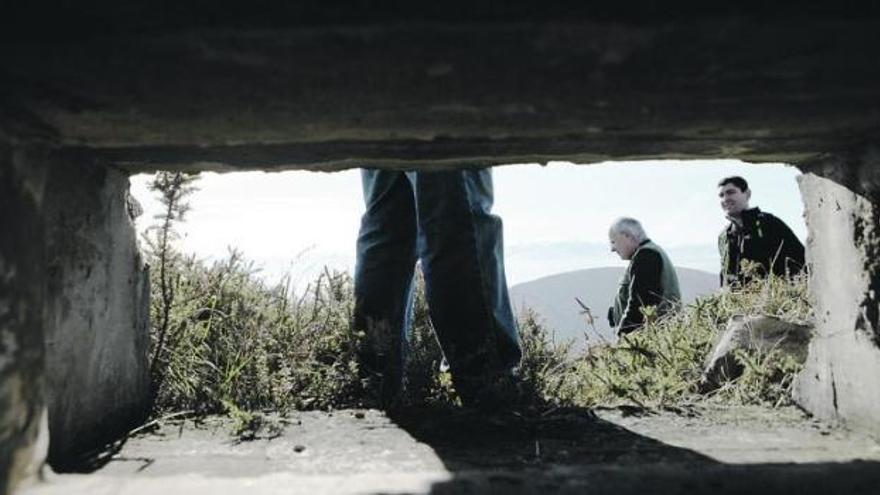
[717, 176, 805, 287]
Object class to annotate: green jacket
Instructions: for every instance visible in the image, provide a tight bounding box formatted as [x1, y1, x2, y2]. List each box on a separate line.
[610, 239, 682, 335]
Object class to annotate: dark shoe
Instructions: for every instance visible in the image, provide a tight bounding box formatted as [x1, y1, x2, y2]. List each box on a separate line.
[455, 371, 535, 412]
[358, 352, 404, 411]
[361, 370, 404, 411]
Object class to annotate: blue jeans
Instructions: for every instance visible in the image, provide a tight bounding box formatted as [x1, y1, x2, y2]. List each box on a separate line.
[353, 169, 522, 395]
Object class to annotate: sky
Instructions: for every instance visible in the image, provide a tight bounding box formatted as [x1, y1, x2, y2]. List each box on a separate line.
[129, 160, 806, 289]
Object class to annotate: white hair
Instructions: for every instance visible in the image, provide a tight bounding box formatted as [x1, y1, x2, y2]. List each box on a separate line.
[609, 217, 647, 242]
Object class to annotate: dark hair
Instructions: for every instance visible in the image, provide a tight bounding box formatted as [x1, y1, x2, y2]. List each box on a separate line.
[718, 176, 749, 192]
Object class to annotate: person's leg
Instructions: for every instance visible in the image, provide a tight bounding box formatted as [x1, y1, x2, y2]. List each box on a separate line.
[353, 169, 418, 407]
[410, 169, 522, 401]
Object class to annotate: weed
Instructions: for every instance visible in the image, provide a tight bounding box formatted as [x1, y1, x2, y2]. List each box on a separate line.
[560, 272, 812, 409]
[139, 172, 812, 418]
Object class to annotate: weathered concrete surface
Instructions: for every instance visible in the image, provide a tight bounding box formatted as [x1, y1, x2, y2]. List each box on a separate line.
[795, 171, 880, 436]
[2, 5, 880, 492]
[19, 405, 880, 494]
[1, 20, 878, 172]
[39, 155, 151, 469]
[0, 146, 49, 495]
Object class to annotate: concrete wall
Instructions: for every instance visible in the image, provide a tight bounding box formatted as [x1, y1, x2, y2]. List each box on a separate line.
[2, 10, 880, 489]
[795, 170, 880, 435]
[0, 145, 49, 493]
[1, 144, 151, 486]
[42, 153, 151, 467]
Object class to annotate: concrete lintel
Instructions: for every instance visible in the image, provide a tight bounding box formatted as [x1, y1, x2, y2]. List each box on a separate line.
[81, 136, 826, 174]
[2, 20, 878, 173]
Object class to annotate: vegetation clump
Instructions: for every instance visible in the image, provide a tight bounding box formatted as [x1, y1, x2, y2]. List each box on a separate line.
[140, 172, 813, 421]
[555, 271, 812, 409]
[143, 248, 572, 414]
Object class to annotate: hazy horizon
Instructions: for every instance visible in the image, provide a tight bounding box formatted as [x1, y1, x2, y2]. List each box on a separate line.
[509, 265, 720, 347]
[129, 159, 806, 290]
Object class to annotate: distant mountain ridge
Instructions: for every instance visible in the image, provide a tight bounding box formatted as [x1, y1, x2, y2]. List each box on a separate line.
[509, 267, 718, 348]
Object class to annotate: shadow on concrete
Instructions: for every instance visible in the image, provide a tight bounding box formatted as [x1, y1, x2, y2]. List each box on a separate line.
[48, 436, 130, 473]
[389, 404, 711, 470]
[425, 460, 880, 494]
[385, 404, 880, 495]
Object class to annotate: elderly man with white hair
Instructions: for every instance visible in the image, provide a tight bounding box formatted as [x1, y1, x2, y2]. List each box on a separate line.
[607, 217, 682, 335]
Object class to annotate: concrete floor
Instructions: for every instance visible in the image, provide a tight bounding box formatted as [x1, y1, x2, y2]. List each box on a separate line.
[20, 404, 880, 495]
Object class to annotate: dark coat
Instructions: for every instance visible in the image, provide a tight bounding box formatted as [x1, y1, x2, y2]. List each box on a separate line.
[719, 207, 805, 287]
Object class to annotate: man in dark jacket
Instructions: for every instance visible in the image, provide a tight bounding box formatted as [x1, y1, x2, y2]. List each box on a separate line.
[717, 176, 805, 287]
[607, 217, 681, 335]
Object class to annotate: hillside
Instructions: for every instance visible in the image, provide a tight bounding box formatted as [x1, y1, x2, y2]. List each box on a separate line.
[510, 267, 718, 348]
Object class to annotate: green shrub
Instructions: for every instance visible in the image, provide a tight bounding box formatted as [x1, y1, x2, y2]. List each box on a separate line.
[140, 172, 812, 415]
[146, 241, 811, 415]
[146, 251, 568, 413]
[556, 272, 813, 409]
[149, 251, 365, 413]
[516, 308, 575, 405]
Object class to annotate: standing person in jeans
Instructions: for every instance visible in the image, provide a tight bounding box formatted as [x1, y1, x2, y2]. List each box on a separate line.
[353, 168, 522, 410]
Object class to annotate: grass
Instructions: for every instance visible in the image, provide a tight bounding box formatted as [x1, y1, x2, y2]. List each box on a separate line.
[554, 270, 812, 409]
[149, 251, 364, 414]
[140, 173, 814, 424]
[145, 245, 812, 419]
[145, 248, 575, 416]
